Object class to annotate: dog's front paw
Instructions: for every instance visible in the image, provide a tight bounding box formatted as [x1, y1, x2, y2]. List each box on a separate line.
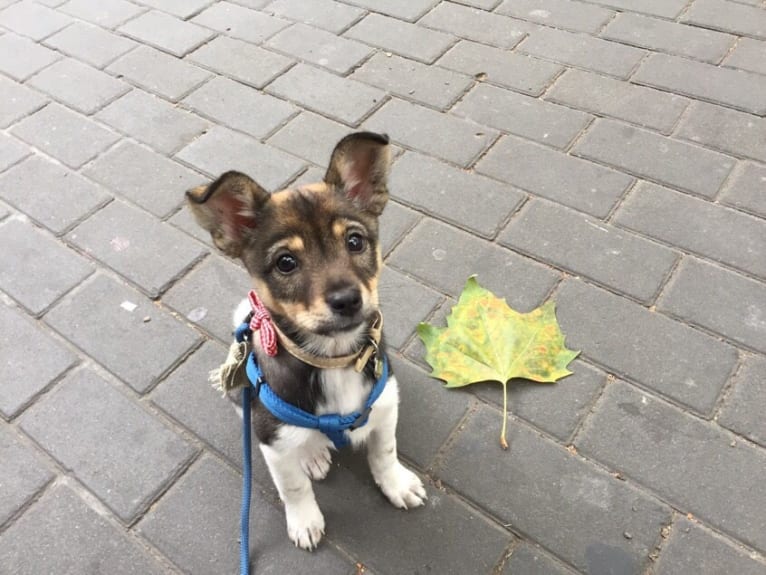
[376, 462, 427, 510]
[285, 501, 325, 551]
[299, 447, 332, 481]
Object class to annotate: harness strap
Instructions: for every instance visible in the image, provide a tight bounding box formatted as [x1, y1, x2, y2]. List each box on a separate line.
[245, 349, 388, 449]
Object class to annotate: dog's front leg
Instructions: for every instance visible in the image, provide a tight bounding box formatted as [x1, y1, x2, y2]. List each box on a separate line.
[260, 442, 325, 550]
[366, 378, 427, 509]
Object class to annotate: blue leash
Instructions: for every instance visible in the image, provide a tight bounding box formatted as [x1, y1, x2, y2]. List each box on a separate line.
[235, 320, 387, 575]
[240, 382, 252, 575]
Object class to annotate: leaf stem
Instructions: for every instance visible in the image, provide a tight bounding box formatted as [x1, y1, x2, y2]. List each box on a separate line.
[500, 381, 509, 450]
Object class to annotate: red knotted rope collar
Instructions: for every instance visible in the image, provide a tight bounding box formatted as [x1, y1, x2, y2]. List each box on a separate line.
[248, 290, 278, 357]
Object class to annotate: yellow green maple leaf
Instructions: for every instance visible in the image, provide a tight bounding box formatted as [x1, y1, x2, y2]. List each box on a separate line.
[418, 276, 579, 449]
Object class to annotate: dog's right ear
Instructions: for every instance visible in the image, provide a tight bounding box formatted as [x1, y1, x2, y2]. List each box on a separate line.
[186, 171, 269, 258]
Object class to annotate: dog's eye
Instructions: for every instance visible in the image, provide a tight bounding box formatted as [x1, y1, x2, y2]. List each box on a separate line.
[346, 232, 366, 253]
[276, 254, 298, 274]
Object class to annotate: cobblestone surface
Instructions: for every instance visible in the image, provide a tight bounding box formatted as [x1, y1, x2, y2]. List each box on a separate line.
[1, 1, 765, 573]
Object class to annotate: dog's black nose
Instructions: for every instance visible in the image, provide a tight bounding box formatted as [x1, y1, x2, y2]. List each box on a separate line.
[326, 287, 362, 316]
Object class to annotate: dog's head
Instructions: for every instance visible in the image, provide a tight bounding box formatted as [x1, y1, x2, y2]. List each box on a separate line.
[186, 132, 391, 353]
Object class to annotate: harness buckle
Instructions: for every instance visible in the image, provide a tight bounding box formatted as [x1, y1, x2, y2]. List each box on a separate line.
[349, 406, 372, 430]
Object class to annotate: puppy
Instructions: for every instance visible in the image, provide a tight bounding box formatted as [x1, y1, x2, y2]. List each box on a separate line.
[186, 132, 426, 550]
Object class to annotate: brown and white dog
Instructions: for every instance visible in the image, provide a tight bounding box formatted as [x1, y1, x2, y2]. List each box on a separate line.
[186, 132, 426, 550]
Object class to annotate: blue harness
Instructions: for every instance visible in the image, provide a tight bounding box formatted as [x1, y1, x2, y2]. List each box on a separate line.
[236, 320, 388, 575]
[234, 321, 389, 449]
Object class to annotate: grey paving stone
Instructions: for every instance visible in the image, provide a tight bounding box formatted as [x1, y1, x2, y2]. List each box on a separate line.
[339, 0, 437, 21]
[365, 98, 495, 167]
[476, 135, 633, 218]
[519, 27, 646, 79]
[390, 354, 470, 469]
[389, 151, 525, 237]
[1, 302, 77, 417]
[138, 455, 354, 575]
[266, 63, 385, 125]
[681, 0, 766, 40]
[576, 380, 766, 554]
[555, 278, 737, 414]
[656, 517, 766, 575]
[633, 53, 766, 116]
[345, 13, 455, 64]
[266, 22, 372, 75]
[497, 0, 614, 33]
[402, 297, 452, 369]
[545, 68, 688, 134]
[106, 45, 211, 102]
[132, 0, 214, 19]
[163, 255, 251, 342]
[176, 126, 306, 191]
[719, 162, 766, 219]
[453, 83, 590, 150]
[437, 41, 562, 97]
[503, 543, 578, 575]
[286, 165, 327, 189]
[602, 13, 735, 64]
[27, 58, 128, 114]
[0, 156, 111, 234]
[380, 200, 420, 257]
[186, 35, 293, 90]
[58, 0, 146, 28]
[658, 257, 766, 353]
[182, 76, 296, 140]
[502, 199, 678, 302]
[43, 22, 136, 69]
[150, 341, 241, 464]
[67, 200, 206, 297]
[82, 140, 201, 219]
[0, 0, 72, 41]
[96, 90, 210, 155]
[11, 104, 119, 168]
[0, 33, 60, 81]
[718, 355, 766, 447]
[453, 0, 501, 8]
[470, 360, 606, 443]
[0, 484, 167, 575]
[191, 1, 290, 44]
[675, 101, 766, 163]
[315, 453, 511, 574]
[45, 274, 201, 392]
[438, 404, 671, 573]
[20, 368, 196, 521]
[118, 9, 214, 57]
[0, 218, 94, 315]
[615, 182, 766, 280]
[0, 425, 53, 526]
[379, 266, 442, 350]
[724, 38, 766, 75]
[267, 111, 351, 167]
[0, 133, 30, 172]
[265, 0, 364, 33]
[167, 203, 214, 247]
[573, 119, 735, 198]
[420, 2, 535, 49]
[351, 52, 472, 110]
[579, 0, 687, 18]
[388, 218, 559, 312]
[0, 76, 48, 128]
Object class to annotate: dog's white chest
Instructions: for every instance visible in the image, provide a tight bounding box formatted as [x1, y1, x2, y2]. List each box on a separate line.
[316, 367, 369, 416]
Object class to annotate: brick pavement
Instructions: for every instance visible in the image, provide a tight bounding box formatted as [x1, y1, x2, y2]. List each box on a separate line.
[1, 0, 765, 573]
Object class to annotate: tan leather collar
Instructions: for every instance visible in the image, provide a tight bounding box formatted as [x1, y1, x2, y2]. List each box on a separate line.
[266, 312, 383, 372]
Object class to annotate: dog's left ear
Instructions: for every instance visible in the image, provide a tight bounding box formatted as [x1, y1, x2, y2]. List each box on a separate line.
[324, 132, 391, 215]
